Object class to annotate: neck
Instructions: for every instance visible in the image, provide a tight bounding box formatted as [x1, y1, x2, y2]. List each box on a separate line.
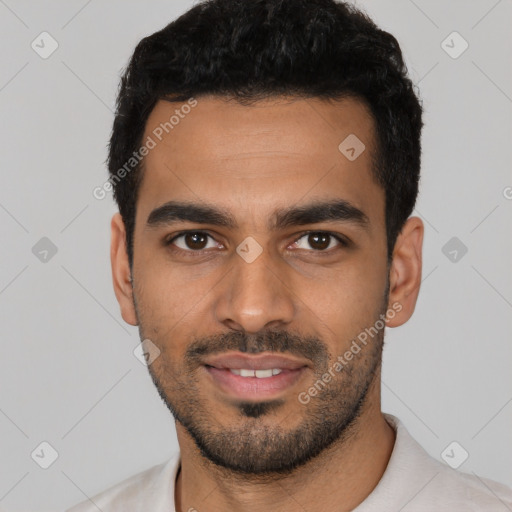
[174, 392, 395, 512]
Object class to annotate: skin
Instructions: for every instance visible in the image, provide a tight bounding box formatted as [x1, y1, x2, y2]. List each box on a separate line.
[111, 95, 424, 512]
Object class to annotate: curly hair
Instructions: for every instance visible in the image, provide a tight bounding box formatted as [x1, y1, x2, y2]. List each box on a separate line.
[107, 0, 423, 268]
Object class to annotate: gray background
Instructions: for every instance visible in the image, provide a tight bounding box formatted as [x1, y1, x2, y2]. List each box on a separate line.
[0, 0, 511, 510]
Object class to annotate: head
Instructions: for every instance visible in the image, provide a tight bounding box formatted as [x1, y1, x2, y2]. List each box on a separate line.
[110, 0, 424, 476]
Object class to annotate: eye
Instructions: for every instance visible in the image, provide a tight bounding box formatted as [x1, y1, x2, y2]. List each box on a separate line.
[164, 230, 349, 256]
[166, 231, 222, 252]
[290, 231, 349, 252]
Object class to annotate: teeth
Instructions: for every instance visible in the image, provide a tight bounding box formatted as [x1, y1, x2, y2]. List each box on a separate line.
[229, 368, 283, 378]
[255, 369, 273, 378]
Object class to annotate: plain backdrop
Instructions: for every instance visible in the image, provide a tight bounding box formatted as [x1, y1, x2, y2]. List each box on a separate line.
[0, 0, 511, 510]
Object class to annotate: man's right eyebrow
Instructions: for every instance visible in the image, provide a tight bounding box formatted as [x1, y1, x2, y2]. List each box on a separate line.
[146, 201, 237, 229]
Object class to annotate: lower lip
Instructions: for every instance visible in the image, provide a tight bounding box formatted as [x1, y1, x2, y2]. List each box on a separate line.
[204, 366, 307, 400]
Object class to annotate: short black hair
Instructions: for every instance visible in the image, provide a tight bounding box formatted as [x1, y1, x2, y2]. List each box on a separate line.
[107, 0, 423, 269]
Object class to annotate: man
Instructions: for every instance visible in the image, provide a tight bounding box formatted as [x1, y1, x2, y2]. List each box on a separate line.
[69, 0, 512, 510]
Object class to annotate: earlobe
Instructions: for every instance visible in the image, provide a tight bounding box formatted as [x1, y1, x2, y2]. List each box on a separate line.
[110, 213, 138, 326]
[386, 216, 424, 328]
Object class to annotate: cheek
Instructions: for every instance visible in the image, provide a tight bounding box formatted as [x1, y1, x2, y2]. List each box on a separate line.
[297, 256, 387, 342]
[133, 254, 220, 339]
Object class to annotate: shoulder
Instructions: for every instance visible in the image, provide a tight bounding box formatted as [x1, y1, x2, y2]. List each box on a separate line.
[412, 461, 512, 511]
[377, 414, 512, 511]
[65, 452, 180, 512]
[435, 468, 512, 510]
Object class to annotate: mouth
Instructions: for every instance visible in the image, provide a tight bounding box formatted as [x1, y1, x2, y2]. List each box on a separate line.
[221, 368, 285, 377]
[202, 352, 310, 400]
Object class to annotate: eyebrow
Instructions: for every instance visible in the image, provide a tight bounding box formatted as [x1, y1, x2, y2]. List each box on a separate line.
[146, 199, 370, 231]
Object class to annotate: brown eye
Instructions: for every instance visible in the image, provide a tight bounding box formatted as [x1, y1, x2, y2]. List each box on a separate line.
[183, 233, 208, 250]
[168, 232, 218, 251]
[308, 233, 331, 250]
[292, 232, 348, 252]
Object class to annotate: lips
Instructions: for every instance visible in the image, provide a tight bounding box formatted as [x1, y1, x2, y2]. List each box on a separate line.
[203, 352, 310, 371]
[202, 352, 310, 398]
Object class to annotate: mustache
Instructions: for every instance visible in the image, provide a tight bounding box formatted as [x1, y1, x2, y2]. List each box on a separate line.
[185, 330, 329, 369]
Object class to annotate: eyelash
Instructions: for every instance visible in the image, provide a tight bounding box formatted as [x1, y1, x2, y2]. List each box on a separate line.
[164, 230, 350, 257]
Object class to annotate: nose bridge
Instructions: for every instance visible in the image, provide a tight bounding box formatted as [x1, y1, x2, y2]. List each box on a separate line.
[214, 240, 295, 333]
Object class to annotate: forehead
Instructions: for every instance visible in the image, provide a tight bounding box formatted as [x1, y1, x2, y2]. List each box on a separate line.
[137, 95, 383, 230]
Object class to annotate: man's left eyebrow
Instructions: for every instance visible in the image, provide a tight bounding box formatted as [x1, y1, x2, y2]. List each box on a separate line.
[145, 198, 370, 231]
[271, 199, 370, 231]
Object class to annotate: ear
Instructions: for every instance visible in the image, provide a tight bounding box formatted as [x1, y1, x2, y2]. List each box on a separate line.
[386, 216, 424, 327]
[110, 213, 138, 326]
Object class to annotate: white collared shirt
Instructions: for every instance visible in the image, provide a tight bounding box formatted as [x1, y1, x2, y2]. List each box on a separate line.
[66, 414, 512, 511]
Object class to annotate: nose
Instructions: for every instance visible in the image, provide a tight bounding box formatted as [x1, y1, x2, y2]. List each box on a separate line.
[214, 243, 296, 333]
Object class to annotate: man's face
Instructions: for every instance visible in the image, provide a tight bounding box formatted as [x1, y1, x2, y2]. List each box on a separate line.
[127, 96, 391, 474]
